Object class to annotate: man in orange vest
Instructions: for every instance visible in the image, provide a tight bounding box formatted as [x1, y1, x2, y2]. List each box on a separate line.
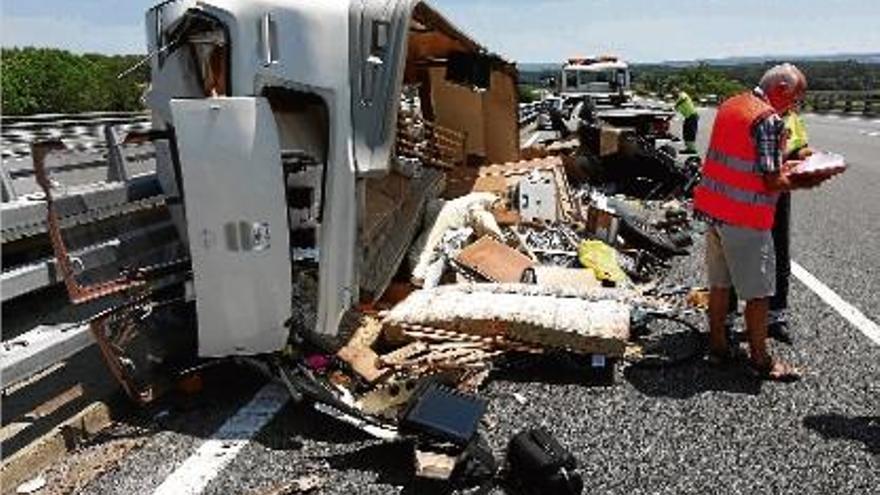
[693, 63, 814, 382]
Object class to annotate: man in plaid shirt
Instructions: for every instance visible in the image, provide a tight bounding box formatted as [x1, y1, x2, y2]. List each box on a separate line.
[699, 64, 811, 382]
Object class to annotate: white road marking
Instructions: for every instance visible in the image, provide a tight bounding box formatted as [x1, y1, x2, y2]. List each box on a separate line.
[869, 131, 880, 137]
[523, 132, 542, 148]
[153, 384, 289, 495]
[791, 261, 880, 346]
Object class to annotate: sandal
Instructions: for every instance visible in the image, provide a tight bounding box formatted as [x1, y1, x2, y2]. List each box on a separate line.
[706, 345, 747, 366]
[749, 358, 802, 382]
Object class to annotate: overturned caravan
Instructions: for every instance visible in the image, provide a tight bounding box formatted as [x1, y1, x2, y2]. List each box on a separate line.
[144, 0, 520, 358]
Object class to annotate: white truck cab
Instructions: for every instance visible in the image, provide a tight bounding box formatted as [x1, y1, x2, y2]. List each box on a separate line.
[560, 56, 632, 104]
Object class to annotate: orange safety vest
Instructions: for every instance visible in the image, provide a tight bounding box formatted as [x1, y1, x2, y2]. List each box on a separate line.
[693, 92, 781, 230]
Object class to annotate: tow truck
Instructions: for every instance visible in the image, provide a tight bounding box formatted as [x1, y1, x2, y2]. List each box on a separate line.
[553, 56, 701, 199]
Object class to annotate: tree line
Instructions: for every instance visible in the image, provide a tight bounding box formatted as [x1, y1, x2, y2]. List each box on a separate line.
[632, 60, 880, 100]
[1, 48, 149, 116]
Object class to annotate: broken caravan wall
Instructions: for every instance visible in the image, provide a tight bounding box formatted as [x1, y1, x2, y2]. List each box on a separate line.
[355, 1, 520, 299]
[146, 0, 358, 349]
[408, 3, 519, 165]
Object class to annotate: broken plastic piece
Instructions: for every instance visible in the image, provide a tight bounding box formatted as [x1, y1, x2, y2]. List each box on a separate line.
[401, 383, 487, 445]
[577, 240, 629, 284]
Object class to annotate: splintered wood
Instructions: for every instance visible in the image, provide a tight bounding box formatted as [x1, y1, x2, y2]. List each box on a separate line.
[335, 315, 389, 383]
[383, 284, 631, 357]
[397, 111, 466, 170]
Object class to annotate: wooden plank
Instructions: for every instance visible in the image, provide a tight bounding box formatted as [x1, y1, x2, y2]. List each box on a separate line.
[336, 316, 387, 383]
[454, 236, 533, 283]
[0, 401, 117, 492]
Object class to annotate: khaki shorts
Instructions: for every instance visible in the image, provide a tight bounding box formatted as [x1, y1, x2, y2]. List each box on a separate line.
[705, 224, 776, 300]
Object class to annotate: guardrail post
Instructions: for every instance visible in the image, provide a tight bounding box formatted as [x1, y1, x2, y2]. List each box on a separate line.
[864, 96, 876, 116]
[1, 163, 18, 202]
[104, 124, 130, 183]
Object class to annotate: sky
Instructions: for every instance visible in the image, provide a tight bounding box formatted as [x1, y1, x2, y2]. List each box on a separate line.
[2, 0, 879, 63]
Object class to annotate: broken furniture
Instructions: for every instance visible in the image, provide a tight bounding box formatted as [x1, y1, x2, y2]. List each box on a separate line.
[383, 284, 631, 357]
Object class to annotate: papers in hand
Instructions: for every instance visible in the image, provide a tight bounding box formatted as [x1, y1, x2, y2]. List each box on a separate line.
[792, 152, 846, 175]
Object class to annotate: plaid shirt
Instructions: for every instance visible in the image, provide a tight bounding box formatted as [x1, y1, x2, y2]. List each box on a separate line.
[751, 87, 785, 174]
[697, 88, 784, 226]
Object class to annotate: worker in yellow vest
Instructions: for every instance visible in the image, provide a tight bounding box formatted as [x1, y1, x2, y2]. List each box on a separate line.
[674, 88, 699, 153]
[785, 112, 809, 157]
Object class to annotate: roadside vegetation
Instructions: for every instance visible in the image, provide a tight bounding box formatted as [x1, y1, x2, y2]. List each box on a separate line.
[517, 59, 879, 103]
[632, 60, 880, 100]
[1, 47, 149, 115]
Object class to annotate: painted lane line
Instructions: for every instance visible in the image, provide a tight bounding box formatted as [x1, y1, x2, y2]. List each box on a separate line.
[791, 261, 880, 346]
[153, 384, 289, 495]
[523, 132, 542, 148]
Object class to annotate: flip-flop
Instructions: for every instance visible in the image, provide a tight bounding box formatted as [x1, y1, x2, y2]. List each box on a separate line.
[706, 345, 747, 366]
[749, 358, 802, 383]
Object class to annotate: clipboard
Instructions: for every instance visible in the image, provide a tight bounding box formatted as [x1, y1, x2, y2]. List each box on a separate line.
[789, 151, 847, 180]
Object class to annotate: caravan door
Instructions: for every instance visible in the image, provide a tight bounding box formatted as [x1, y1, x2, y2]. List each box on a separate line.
[171, 97, 291, 357]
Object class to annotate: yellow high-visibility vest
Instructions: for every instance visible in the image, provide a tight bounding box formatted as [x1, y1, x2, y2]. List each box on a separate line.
[785, 112, 808, 155]
[675, 91, 697, 118]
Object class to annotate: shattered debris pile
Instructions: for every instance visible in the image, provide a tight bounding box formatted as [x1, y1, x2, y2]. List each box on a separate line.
[282, 102, 705, 479]
[20, 3, 711, 487]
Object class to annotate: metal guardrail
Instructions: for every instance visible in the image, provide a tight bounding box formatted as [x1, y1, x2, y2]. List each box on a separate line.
[803, 91, 880, 116]
[1, 111, 152, 161]
[1, 113, 180, 390]
[518, 102, 542, 125]
[645, 90, 879, 117]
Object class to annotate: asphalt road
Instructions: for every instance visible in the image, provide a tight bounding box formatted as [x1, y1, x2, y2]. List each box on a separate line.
[21, 110, 879, 495]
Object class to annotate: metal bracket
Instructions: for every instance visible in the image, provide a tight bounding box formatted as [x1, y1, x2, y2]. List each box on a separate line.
[31, 140, 143, 304]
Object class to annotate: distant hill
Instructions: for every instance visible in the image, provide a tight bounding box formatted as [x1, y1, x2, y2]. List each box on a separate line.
[653, 53, 880, 67]
[519, 53, 880, 70]
[517, 62, 562, 73]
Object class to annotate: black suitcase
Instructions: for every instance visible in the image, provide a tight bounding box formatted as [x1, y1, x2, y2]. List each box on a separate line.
[507, 427, 583, 495]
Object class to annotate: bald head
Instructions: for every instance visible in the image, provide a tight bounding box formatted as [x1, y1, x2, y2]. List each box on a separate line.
[759, 63, 807, 113]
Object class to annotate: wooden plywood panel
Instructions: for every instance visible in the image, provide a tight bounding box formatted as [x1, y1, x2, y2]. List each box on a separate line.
[429, 67, 486, 158]
[483, 70, 520, 164]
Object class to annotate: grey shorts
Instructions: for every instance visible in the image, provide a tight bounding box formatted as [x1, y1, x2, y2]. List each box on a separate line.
[705, 223, 776, 300]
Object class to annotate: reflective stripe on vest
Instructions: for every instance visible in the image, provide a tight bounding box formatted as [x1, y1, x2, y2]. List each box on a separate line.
[705, 148, 754, 173]
[693, 187, 776, 230]
[693, 92, 779, 231]
[699, 175, 779, 206]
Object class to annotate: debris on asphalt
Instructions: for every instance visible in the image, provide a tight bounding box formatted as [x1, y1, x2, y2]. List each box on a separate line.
[16, 475, 47, 494]
[255, 474, 325, 495]
[506, 427, 584, 495]
[414, 449, 457, 480]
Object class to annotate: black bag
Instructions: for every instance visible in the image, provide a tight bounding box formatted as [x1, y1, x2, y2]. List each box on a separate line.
[506, 427, 583, 495]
